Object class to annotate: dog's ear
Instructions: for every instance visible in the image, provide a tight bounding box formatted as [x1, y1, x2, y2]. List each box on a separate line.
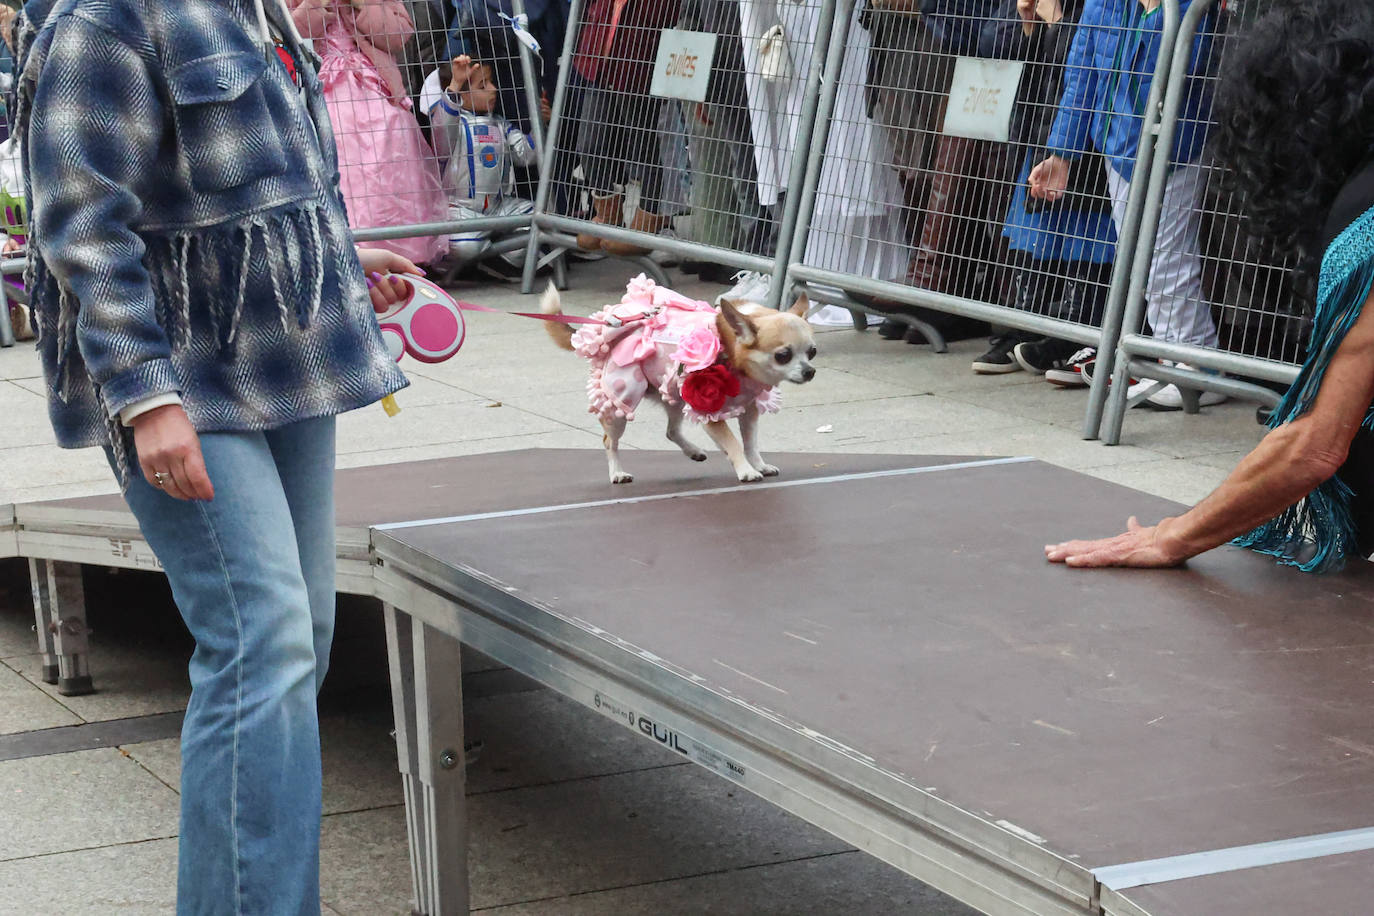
[788, 293, 810, 318]
[717, 298, 757, 348]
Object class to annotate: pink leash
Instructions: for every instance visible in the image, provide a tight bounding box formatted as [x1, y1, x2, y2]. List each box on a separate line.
[454, 301, 655, 328]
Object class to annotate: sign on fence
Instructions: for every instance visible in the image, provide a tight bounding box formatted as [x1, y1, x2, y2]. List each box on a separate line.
[650, 29, 719, 103]
[943, 58, 1025, 143]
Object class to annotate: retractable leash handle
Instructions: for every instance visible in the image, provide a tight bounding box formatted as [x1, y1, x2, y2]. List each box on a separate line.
[374, 274, 467, 364]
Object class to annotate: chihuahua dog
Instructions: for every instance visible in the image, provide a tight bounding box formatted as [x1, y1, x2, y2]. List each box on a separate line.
[542, 278, 817, 484]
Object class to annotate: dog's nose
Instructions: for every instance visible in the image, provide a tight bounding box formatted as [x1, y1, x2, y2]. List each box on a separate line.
[801, 366, 816, 382]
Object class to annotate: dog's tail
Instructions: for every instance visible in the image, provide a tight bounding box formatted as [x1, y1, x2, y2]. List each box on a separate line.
[540, 282, 575, 351]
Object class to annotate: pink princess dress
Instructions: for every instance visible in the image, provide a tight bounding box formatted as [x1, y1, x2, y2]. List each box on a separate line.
[293, 0, 448, 264]
[569, 275, 780, 423]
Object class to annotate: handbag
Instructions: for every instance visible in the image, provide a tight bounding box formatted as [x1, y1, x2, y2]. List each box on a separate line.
[758, 24, 792, 82]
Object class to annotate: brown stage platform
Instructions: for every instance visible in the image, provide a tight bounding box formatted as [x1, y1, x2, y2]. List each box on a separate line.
[8, 449, 1374, 914]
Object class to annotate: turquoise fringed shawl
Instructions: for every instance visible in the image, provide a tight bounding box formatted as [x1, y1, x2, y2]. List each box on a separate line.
[1233, 205, 1374, 572]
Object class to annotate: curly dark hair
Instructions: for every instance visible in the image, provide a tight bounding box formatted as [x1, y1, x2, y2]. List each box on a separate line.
[1210, 0, 1374, 257]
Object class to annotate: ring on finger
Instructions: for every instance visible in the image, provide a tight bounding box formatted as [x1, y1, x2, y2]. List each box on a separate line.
[153, 470, 170, 488]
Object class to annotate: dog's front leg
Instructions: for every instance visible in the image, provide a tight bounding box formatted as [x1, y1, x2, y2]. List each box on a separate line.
[704, 420, 763, 482]
[600, 414, 633, 484]
[738, 405, 779, 477]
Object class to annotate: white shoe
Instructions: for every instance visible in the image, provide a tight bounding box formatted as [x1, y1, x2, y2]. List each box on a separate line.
[715, 270, 772, 306]
[646, 228, 681, 267]
[1129, 362, 1229, 410]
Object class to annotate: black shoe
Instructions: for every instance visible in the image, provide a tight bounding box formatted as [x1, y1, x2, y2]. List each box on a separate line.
[680, 260, 702, 275]
[475, 257, 526, 282]
[698, 262, 739, 284]
[878, 318, 908, 340]
[1013, 337, 1082, 374]
[972, 333, 1029, 374]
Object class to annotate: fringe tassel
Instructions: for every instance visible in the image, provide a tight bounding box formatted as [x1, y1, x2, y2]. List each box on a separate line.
[305, 207, 325, 321]
[29, 199, 338, 485]
[228, 223, 255, 345]
[1231, 255, 1374, 573]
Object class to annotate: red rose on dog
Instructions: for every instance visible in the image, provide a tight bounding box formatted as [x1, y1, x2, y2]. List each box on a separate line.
[680, 364, 741, 415]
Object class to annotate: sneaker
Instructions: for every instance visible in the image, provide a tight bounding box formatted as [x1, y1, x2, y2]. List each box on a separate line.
[972, 334, 1026, 374]
[1128, 362, 1229, 410]
[715, 270, 772, 306]
[475, 257, 526, 282]
[1013, 337, 1082, 374]
[1044, 347, 1097, 388]
[647, 228, 681, 267]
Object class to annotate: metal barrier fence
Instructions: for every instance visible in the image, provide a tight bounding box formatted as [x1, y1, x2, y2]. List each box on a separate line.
[520, 0, 841, 297]
[515, 0, 1313, 449]
[1096, 0, 1306, 443]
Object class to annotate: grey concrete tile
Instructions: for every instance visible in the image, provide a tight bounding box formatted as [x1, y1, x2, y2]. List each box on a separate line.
[1188, 449, 1251, 473]
[0, 380, 53, 444]
[828, 420, 1165, 474]
[0, 340, 41, 372]
[408, 351, 591, 399]
[0, 660, 81, 734]
[0, 837, 178, 914]
[938, 374, 1106, 433]
[810, 334, 1033, 394]
[464, 690, 681, 795]
[5, 375, 44, 396]
[332, 428, 608, 469]
[1112, 401, 1266, 458]
[0, 477, 121, 506]
[0, 444, 114, 496]
[334, 400, 571, 457]
[321, 763, 851, 914]
[0, 748, 179, 860]
[7, 638, 190, 723]
[0, 575, 39, 659]
[736, 395, 1026, 454]
[477, 850, 977, 915]
[127, 686, 682, 819]
[1074, 459, 1229, 507]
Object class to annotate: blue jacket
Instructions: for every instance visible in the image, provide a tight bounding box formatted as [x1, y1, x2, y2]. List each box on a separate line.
[919, 0, 1004, 56]
[16, 0, 406, 469]
[1045, 0, 1216, 181]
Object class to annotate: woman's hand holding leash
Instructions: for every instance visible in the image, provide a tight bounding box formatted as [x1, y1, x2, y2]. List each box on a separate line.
[357, 247, 424, 312]
[132, 405, 215, 502]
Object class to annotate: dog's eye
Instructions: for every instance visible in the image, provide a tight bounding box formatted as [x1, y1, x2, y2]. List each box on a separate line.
[805, 345, 817, 360]
[774, 347, 793, 365]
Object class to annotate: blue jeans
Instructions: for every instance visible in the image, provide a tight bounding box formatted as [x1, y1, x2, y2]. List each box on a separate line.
[113, 415, 337, 916]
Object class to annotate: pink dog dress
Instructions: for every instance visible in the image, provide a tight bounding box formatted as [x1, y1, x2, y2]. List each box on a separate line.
[570, 275, 781, 423]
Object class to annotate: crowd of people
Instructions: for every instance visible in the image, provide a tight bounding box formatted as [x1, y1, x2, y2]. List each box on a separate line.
[277, 1, 1291, 408]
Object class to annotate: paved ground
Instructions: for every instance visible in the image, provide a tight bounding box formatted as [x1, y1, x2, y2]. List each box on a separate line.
[0, 258, 1266, 914]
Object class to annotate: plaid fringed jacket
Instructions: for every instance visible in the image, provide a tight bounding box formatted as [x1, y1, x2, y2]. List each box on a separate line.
[16, 0, 407, 474]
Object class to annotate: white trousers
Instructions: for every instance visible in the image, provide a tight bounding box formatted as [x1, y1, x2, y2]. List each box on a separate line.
[1107, 162, 1219, 348]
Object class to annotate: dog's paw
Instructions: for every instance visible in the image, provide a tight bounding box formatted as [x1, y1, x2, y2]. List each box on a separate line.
[611, 472, 634, 484]
[756, 463, 780, 477]
[689, 451, 708, 462]
[736, 468, 765, 483]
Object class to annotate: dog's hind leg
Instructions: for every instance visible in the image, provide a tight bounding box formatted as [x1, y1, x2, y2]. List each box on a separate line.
[601, 414, 634, 484]
[739, 405, 779, 477]
[704, 420, 764, 482]
[664, 401, 708, 462]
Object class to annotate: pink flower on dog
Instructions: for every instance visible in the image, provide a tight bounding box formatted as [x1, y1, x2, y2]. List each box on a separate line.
[673, 327, 722, 373]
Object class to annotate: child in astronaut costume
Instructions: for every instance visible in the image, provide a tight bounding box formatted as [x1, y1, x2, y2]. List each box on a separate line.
[429, 56, 538, 266]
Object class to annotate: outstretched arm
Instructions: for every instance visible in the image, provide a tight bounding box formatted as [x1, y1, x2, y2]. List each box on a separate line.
[1047, 287, 1374, 567]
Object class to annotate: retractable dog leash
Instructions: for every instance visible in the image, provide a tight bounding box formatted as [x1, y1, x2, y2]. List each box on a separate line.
[372, 274, 659, 415]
